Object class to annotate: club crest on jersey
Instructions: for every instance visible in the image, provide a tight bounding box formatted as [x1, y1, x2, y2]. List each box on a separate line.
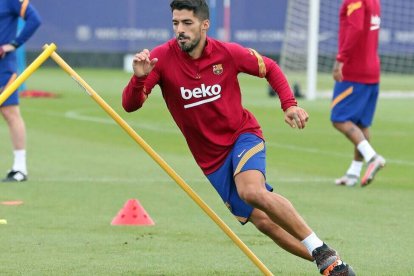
[212, 64, 223, 75]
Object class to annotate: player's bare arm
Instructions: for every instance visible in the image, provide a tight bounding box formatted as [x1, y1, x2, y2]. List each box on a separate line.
[332, 60, 343, 82]
[132, 49, 158, 77]
[284, 106, 309, 129]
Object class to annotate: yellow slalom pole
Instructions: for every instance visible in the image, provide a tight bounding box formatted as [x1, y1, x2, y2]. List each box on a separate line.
[0, 43, 57, 106]
[46, 46, 274, 276]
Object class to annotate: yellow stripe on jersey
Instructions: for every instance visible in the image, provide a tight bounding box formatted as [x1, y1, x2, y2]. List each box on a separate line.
[347, 1, 362, 16]
[234, 141, 265, 176]
[331, 86, 353, 109]
[20, 0, 29, 18]
[248, 48, 266, 78]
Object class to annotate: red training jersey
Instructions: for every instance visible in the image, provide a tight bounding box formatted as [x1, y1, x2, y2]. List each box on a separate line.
[122, 37, 297, 174]
[336, 0, 381, 83]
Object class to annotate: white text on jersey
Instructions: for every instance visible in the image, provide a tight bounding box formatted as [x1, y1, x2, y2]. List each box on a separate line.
[180, 84, 222, 109]
[370, 15, 380, 31]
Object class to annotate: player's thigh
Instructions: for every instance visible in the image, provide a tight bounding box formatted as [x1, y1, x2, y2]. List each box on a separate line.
[234, 170, 266, 195]
[206, 133, 272, 224]
[231, 133, 272, 198]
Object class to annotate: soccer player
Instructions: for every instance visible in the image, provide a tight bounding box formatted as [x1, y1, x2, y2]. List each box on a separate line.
[332, 0, 385, 187]
[0, 0, 41, 182]
[122, 1, 355, 275]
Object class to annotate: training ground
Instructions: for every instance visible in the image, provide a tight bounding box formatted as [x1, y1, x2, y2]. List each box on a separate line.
[1, 68, 413, 275]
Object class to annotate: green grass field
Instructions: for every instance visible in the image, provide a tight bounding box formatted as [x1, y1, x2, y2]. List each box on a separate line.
[1, 67, 413, 275]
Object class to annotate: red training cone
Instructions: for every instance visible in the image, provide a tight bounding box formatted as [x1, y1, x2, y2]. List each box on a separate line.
[20, 90, 58, 98]
[111, 199, 155, 226]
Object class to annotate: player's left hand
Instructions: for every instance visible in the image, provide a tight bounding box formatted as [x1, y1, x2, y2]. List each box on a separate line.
[284, 106, 309, 129]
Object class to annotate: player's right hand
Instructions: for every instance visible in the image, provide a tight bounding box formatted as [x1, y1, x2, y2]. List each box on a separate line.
[0, 44, 16, 59]
[284, 106, 309, 129]
[0, 46, 5, 59]
[132, 49, 158, 77]
[332, 61, 343, 82]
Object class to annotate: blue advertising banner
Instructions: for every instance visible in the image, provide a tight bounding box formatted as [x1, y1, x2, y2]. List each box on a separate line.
[26, 0, 414, 55]
[27, 1, 172, 52]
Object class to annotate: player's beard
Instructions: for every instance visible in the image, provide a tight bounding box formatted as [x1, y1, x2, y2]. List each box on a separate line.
[177, 33, 201, 53]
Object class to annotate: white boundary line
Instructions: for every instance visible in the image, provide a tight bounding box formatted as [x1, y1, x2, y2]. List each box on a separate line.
[24, 108, 414, 167]
[65, 110, 179, 134]
[266, 141, 414, 167]
[65, 109, 414, 167]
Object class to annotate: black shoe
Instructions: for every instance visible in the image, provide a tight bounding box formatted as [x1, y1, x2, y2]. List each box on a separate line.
[312, 244, 355, 276]
[2, 170, 27, 182]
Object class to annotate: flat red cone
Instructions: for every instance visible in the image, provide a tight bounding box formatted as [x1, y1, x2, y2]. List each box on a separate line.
[1, 200, 23, 206]
[111, 199, 155, 226]
[20, 90, 58, 98]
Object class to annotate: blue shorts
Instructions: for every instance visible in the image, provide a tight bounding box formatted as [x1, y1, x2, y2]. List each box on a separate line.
[330, 81, 379, 128]
[206, 133, 273, 225]
[0, 73, 19, 107]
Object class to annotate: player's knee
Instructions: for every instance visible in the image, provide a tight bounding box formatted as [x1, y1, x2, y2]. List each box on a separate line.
[250, 210, 270, 230]
[332, 121, 342, 130]
[1, 106, 21, 122]
[238, 188, 268, 207]
[3, 112, 21, 125]
[252, 216, 273, 234]
[251, 213, 283, 239]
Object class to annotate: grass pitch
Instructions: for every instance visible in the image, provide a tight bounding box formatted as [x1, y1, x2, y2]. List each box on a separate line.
[1, 67, 413, 275]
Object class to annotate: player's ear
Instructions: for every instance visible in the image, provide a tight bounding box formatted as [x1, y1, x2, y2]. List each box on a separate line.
[202, 19, 210, 32]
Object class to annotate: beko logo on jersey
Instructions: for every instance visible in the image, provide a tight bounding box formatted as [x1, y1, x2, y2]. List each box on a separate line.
[180, 84, 222, 109]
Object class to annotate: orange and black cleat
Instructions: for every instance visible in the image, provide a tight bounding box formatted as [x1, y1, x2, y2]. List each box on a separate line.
[312, 243, 356, 276]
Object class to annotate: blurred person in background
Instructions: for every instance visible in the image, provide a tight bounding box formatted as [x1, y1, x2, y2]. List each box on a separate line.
[0, 0, 41, 182]
[122, 0, 355, 275]
[331, 0, 385, 187]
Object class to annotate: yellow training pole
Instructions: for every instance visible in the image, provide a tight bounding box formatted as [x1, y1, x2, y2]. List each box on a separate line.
[47, 46, 274, 276]
[0, 43, 57, 106]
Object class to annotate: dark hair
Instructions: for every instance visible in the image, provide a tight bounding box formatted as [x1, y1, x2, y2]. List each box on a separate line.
[170, 0, 210, 20]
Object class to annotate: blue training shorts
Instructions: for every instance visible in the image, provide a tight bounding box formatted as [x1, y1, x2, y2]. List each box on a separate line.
[0, 73, 19, 107]
[206, 133, 273, 225]
[330, 81, 379, 128]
